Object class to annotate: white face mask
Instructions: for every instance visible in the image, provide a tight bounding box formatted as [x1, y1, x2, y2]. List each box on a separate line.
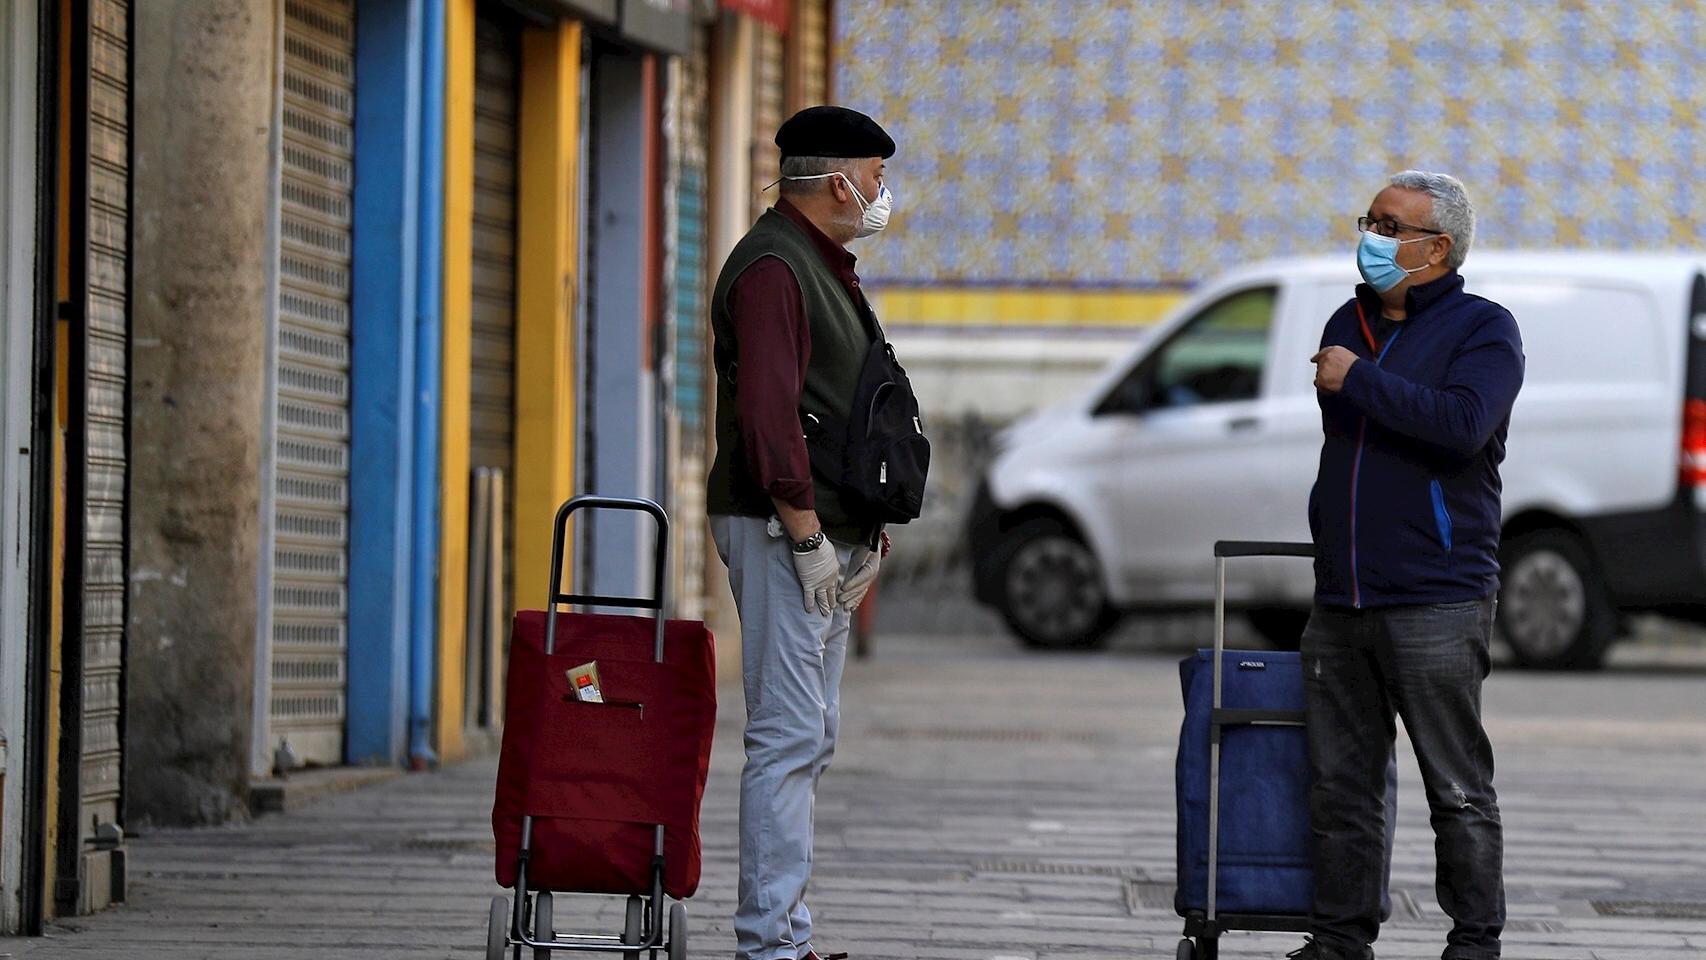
[779, 172, 893, 239]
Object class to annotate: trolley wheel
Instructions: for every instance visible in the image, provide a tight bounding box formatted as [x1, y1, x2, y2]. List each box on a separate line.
[621, 895, 645, 960]
[487, 895, 509, 960]
[533, 892, 554, 959]
[1175, 939, 1194, 960]
[668, 901, 687, 960]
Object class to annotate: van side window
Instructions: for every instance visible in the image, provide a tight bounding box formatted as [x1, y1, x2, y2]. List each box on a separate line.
[1098, 287, 1277, 415]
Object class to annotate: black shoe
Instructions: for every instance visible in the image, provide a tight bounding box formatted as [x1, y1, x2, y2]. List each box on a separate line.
[1287, 940, 1373, 960]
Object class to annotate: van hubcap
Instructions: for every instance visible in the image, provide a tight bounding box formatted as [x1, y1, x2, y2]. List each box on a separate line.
[1007, 536, 1103, 641]
[1503, 550, 1586, 658]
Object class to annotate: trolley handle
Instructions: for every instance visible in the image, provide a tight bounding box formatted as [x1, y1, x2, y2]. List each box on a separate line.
[1210, 541, 1314, 658]
[1213, 540, 1314, 559]
[1210, 538, 1315, 695]
[545, 495, 671, 661]
[1204, 539, 1314, 928]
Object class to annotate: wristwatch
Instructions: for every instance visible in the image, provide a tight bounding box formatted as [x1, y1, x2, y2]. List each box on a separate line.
[791, 531, 826, 554]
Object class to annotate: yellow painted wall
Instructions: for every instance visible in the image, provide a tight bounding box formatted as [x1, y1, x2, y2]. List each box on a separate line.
[436, 0, 477, 763]
[513, 20, 582, 608]
[871, 286, 1186, 330]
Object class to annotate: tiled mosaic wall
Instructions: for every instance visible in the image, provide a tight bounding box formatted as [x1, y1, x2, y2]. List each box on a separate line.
[834, 0, 1706, 288]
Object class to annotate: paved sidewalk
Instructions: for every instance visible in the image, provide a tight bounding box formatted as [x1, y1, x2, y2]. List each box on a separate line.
[5, 629, 1706, 959]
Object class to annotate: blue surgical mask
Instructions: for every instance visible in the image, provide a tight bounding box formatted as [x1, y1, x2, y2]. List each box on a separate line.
[1356, 230, 1433, 293]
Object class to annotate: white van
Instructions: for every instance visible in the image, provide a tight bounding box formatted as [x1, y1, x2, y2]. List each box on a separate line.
[968, 253, 1706, 669]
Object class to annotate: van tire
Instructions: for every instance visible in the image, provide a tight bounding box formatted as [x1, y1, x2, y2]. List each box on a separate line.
[1498, 528, 1616, 670]
[994, 517, 1119, 650]
[1246, 608, 1310, 651]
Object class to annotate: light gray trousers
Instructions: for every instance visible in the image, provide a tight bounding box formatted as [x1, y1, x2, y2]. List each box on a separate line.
[710, 515, 864, 960]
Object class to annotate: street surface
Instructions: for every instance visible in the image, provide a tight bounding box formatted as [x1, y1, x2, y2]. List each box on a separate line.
[5, 621, 1705, 959]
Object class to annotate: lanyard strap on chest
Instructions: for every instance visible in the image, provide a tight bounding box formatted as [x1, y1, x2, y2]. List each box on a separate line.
[1354, 301, 1402, 362]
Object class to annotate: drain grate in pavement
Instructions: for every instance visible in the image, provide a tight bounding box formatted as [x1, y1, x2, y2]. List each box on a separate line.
[872, 726, 1107, 745]
[1125, 880, 1177, 912]
[397, 837, 495, 852]
[1124, 882, 1432, 922]
[975, 859, 1144, 879]
[1592, 899, 1706, 919]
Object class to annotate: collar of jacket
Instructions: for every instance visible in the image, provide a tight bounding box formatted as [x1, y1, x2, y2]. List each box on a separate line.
[1355, 269, 1465, 320]
[774, 196, 858, 276]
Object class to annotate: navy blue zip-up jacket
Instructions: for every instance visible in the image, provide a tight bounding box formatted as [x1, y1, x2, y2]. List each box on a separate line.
[1308, 271, 1525, 608]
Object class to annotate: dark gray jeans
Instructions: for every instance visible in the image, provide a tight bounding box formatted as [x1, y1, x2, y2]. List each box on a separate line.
[1302, 598, 1505, 960]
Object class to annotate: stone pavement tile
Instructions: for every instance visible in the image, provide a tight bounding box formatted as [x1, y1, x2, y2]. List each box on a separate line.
[5, 631, 1706, 959]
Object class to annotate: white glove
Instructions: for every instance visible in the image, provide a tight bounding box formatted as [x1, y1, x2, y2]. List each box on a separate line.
[838, 547, 881, 611]
[791, 537, 840, 616]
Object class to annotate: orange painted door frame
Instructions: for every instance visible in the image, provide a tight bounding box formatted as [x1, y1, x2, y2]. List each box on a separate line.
[436, 0, 476, 762]
[512, 19, 583, 612]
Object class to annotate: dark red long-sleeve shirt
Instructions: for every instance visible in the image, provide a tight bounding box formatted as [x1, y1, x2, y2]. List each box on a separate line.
[725, 197, 870, 512]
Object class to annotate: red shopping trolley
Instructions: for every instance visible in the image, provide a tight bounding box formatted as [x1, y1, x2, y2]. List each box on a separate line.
[488, 496, 716, 960]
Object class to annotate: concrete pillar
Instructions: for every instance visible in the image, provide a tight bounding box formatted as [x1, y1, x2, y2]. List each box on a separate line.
[702, 14, 755, 681]
[127, 1, 275, 826]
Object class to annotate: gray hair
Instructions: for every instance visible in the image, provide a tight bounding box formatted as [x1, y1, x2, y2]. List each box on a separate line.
[778, 155, 858, 198]
[1389, 170, 1475, 270]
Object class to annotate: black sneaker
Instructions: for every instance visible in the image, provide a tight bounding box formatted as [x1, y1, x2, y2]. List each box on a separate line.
[1286, 940, 1374, 960]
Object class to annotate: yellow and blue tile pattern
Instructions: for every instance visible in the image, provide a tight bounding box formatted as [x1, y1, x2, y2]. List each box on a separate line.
[834, 0, 1705, 323]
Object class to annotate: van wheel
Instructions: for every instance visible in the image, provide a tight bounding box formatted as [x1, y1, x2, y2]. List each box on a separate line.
[995, 518, 1118, 650]
[1246, 608, 1310, 651]
[1499, 529, 1616, 670]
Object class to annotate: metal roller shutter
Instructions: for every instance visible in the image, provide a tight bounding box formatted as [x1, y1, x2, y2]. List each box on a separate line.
[670, 29, 710, 621]
[795, 0, 828, 107]
[61, 0, 131, 915]
[470, 8, 518, 622]
[750, 22, 784, 222]
[270, 0, 355, 765]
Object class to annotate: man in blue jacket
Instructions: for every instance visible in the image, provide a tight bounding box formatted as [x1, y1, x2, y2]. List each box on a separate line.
[1297, 171, 1524, 960]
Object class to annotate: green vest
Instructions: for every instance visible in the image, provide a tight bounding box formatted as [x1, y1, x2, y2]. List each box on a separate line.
[706, 208, 876, 545]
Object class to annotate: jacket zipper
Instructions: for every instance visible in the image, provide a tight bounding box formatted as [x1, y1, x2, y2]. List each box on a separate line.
[1349, 323, 1403, 608]
[1350, 420, 1367, 607]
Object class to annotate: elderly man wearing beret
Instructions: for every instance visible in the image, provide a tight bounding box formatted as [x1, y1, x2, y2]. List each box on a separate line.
[706, 105, 899, 960]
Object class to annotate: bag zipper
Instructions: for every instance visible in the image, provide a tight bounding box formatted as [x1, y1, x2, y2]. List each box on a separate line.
[562, 696, 645, 718]
[867, 381, 895, 437]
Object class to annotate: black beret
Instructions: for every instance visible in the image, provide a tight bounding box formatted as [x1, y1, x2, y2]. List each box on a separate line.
[775, 106, 895, 161]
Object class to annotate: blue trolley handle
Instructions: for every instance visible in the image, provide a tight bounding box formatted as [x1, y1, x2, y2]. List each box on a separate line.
[545, 495, 671, 662]
[1205, 540, 1313, 927]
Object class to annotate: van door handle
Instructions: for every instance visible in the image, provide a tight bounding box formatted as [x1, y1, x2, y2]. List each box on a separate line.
[1227, 416, 1262, 434]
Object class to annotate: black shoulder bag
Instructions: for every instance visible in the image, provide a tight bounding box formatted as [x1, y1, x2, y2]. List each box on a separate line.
[805, 337, 931, 524]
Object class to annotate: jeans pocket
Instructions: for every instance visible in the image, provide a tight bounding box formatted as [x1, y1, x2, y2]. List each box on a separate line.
[1424, 599, 1481, 614]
